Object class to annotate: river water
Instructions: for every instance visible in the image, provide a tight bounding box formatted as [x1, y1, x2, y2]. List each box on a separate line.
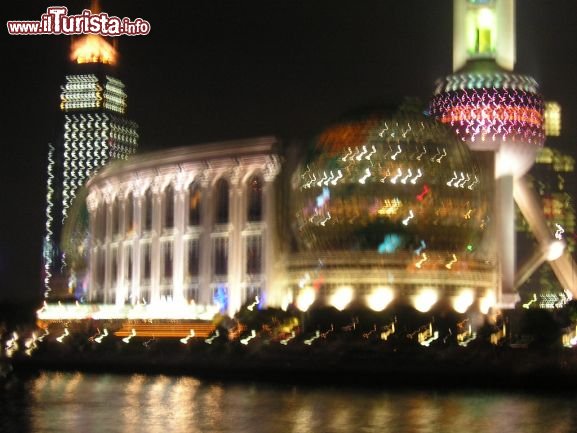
[1, 371, 577, 433]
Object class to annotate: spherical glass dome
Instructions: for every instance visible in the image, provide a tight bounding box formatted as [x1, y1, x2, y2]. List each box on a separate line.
[291, 104, 489, 255]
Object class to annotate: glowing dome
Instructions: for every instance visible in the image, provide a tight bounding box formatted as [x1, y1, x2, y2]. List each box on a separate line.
[291, 104, 488, 255]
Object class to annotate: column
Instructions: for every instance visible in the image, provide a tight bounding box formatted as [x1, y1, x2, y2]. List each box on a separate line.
[227, 168, 244, 316]
[263, 157, 280, 307]
[86, 192, 99, 303]
[132, 188, 143, 304]
[117, 192, 126, 306]
[150, 182, 162, 302]
[198, 174, 213, 305]
[173, 177, 186, 302]
[495, 173, 516, 308]
[103, 192, 114, 304]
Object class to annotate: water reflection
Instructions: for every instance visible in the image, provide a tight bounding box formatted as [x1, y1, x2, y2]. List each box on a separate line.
[123, 374, 146, 433]
[3, 372, 576, 433]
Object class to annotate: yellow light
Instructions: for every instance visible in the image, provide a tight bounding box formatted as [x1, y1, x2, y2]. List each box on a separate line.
[122, 328, 136, 343]
[452, 289, 475, 314]
[466, 6, 496, 55]
[544, 102, 561, 137]
[56, 328, 70, 343]
[115, 323, 213, 339]
[94, 328, 108, 343]
[70, 34, 117, 65]
[296, 288, 316, 312]
[377, 198, 402, 216]
[477, 8, 495, 29]
[413, 288, 438, 313]
[280, 331, 296, 345]
[240, 330, 257, 345]
[479, 291, 496, 315]
[366, 287, 394, 311]
[415, 252, 428, 269]
[331, 286, 353, 311]
[281, 293, 293, 311]
[445, 254, 458, 270]
[36, 301, 218, 321]
[522, 294, 538, 309]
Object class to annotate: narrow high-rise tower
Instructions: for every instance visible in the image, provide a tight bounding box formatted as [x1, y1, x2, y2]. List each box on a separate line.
[430, 0, 576, 307]
[43, 8, 138, 299]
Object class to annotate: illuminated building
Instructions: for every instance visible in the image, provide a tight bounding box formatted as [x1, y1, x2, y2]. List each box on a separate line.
[516, 120, 576, 307]
[37, 1, 576, 328]
[38, 138, 281, 321]
[544, 102, 561, 137]
[43, 28, 138, 299]
[39, 107, 502, 322]
[429, 0, 577, 306]
[288, 104, 498, 314]
[530, 148, 575, 254]
[524, 103, 575, 255]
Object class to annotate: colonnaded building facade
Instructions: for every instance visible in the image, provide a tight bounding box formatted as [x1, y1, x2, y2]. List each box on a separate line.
[83, 138, 282, 318]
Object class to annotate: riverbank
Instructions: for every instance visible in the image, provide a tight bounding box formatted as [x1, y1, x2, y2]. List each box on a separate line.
[8, 338, 577, 391]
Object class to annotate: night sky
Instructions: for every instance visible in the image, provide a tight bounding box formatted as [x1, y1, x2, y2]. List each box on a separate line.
[2, 1, 577, 303]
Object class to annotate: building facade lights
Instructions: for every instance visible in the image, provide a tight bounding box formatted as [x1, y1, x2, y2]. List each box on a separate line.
[544, 102, 561, 137]
[83, 138, 281, 318]
[43, 25, 138, 301]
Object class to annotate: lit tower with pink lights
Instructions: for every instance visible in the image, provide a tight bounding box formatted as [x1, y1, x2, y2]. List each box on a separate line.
[430, 0, 576, 307]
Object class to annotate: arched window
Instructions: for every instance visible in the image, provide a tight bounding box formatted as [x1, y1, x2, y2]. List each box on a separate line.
[215, 178, 229, 224]
[187, 239, 199, 277]
[247, 174, 263, 222]
[125, 192, 134, 235]
[164, 184, 174, 229]
[246, 235, 262, 274]
[144, 188, 153, 232]
[188, 182, 201, 226]
[213, 237, 228, 276]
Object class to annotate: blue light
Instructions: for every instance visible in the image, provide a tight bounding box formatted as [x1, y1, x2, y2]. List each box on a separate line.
[213, 285, 228, 312]
[378, 234, 402, 254]
[316, 186, 330, 208]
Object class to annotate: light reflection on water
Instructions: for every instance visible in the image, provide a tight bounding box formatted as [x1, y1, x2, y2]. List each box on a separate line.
[1, 371, 577, 433]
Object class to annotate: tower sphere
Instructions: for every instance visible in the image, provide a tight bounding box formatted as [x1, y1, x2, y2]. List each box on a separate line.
[291, 104, 488, 254]
[429, 62, 545, 177]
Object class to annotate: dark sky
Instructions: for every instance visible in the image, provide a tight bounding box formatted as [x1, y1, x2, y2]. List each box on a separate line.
[2, 0, 576, 303]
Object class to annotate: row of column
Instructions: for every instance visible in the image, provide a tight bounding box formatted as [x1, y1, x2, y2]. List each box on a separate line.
[88, 169, 277, 317]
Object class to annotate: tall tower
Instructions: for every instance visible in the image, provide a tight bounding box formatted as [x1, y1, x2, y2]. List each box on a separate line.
[43, 14, 139, 299]
[429, 0, 576, 307]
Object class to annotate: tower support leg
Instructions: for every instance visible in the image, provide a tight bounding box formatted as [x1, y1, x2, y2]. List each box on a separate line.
[496, 174, 518, 308]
